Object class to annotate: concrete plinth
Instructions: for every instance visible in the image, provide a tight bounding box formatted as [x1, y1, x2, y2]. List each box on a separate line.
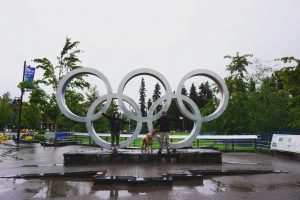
[63, 148, 222, 164]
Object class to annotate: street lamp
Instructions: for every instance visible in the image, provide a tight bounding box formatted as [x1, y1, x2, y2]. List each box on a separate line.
[179, 116, 184, 131]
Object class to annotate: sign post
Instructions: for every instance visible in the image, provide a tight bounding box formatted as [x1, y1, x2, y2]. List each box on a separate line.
[16, 61, 35, 145]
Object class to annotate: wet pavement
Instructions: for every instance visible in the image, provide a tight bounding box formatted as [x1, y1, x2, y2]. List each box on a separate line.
[0, 143, 299, 199]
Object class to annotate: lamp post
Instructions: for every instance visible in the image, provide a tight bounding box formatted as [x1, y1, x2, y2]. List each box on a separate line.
[179, 116, 184, 131]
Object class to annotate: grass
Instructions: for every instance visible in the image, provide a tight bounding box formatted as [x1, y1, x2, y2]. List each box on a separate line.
[34, 132, 266, 151]
[73, 133, 262, 151]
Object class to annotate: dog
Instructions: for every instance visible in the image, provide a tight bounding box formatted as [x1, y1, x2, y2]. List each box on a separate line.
[141, 130, 155, 153]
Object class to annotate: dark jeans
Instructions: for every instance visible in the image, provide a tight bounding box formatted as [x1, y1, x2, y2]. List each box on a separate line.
[111, 132, 120, 147]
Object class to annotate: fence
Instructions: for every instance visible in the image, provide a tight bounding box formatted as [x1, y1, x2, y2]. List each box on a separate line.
[72, 133, 259, 151]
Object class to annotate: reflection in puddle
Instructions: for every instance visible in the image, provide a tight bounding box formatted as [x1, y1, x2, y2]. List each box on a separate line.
[1, 178, 226, 198]
[230, 184, 253, 192]
[33, 180, 93, 198]
[195, 180, 226, 195]
[0, 178, 27, 193]
[94, 190, 133, 199]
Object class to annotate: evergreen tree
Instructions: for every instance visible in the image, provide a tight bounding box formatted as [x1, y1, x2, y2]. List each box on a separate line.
[181, 85, 188, 96]
[147, 98, 152, 111]
[198, 81, 213, 109]
[185, 84, 198, 130]
[139, 77, 147, 117]
[152, 82, 162, 113]
[189, 83, 198, 105]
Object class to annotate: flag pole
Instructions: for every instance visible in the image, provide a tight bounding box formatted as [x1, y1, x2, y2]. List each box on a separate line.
[16, 61, 26, 146]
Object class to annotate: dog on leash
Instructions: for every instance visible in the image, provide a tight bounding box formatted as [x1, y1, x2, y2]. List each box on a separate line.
[141, 130, 155, 153]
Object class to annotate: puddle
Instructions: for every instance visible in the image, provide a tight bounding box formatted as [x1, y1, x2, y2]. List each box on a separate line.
[0, 178, 27, 193]
[230, 184, 254, 192]
[33, 180, 93, 198]
[93, 190, 133, 199]
[17, 178, 226, 198]
[195, 179, 226, 195]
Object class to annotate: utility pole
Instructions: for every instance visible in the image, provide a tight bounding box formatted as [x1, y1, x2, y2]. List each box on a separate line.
[16, 61, 26, 146]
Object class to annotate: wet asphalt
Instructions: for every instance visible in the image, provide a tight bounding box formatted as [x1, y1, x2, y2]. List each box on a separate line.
[0, 143, 299, 200]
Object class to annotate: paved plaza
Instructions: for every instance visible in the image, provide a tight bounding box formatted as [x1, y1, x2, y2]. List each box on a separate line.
[0, 144, 299, 199]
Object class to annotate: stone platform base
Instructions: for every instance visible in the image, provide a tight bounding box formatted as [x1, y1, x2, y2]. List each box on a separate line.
[64, 148, 222, 164]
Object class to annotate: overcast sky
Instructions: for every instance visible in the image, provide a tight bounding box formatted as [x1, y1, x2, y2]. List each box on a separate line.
[1, 0, 300, 100]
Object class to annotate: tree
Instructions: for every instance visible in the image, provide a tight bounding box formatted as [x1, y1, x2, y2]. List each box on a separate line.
[34, 37, 87, 91]
[139, 77, 147, 117]
[277, 57, 300, 129]
[0, 92, 13, 130]
[185, 84, 198, 130]
[212, 52, 253, 134]
[152, 82, 162, 113]
[198, 81, 213, 109]
[189, 83, 198, 104]
[33, 37, 89, 131]
[181, 86, 188, 96]
[147, 98, 152, 111]
[21, 103, 41, 130]
[224, 52, 253, 79]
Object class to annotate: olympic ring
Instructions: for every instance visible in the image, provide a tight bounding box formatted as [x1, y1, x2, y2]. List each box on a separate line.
[147, 93, 202, 149]
[56, 68, 113, 123]
[176, 69, 229, 122]
[56, 67, 229, 149]
[86, 94, 142, 149]
[117, 68, 173, 122]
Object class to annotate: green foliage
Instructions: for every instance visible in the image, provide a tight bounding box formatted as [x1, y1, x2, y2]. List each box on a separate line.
[0, 92, 13, 130]
[213, 52, 253, 134]
[21, 103, 41, 130]
[32, 37, 89, 131]
[277, 57, 300, 129]
[181, 86, 188, 96]
[18, 81, 34, 89]
[34, 37, 86, 91]
[198, 81, 213, 109]
[152, 83, 162, 113]
[147, 98, 152, 110]
[224, 52, 253, 78]
[189, 83, 198, 104]
[139, 77, 147, 117]
[3, 44, 300, 136]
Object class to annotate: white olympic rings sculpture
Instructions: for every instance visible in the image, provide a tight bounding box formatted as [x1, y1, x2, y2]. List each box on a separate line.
[56, 68, 229, 149]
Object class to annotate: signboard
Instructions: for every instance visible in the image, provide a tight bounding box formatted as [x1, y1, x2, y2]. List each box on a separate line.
[270, 134, 300, 153]
[24, 66, 36, 84]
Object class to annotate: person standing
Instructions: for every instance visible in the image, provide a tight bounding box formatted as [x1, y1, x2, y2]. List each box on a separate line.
[101, 112, 130, 152]
[154, 111, 171, 154]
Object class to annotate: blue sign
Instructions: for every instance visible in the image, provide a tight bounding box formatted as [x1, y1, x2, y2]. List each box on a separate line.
[24, 66, 35, 84]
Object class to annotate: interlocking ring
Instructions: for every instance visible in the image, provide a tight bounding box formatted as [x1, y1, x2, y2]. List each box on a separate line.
[176, 69, 229, 122]
[56, 67, 229, 149]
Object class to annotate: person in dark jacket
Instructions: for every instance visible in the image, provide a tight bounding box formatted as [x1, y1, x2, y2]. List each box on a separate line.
[154, 111, 171, 153]
[101, 112, 130, 152]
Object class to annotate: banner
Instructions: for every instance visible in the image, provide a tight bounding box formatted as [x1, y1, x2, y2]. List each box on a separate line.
[270, 134, 300, 153]
[23, 66, 35, 84]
